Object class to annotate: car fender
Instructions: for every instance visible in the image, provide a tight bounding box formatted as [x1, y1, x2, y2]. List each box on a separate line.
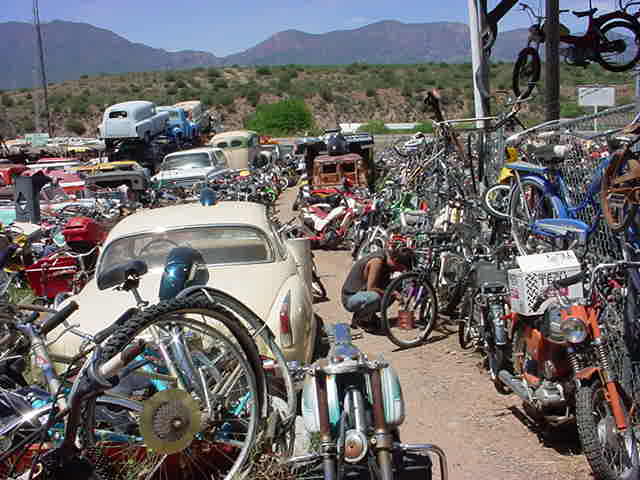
[268, 272, 315, 364]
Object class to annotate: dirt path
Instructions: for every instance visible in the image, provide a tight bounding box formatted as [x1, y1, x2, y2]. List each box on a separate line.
[280, 189, 592, 480]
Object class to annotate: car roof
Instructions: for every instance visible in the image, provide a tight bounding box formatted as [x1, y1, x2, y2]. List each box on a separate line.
[105, 101, 154, 111]
[212, 130, 257, 140]
[107, 201, 271, 241]
[164, 147, 222, 158]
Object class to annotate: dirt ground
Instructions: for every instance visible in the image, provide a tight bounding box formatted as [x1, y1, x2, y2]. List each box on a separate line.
[278, 188, 593, 480]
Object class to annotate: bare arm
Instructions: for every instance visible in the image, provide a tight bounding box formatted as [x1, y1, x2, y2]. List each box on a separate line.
[364, 258, 385, 296]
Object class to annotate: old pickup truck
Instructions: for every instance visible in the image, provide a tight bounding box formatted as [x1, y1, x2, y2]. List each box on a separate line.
[157, 106, 199, 143]
[98, 101, 169, 145]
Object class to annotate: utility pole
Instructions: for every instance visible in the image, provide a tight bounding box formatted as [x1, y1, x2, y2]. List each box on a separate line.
[33, 0, 52, 137]
[468, 0, 490, 127]
[545, 0, 560, 121]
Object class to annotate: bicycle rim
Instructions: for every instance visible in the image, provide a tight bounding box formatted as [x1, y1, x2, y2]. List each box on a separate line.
[382, 273, 437, 348]
[81, 298, 261, 480]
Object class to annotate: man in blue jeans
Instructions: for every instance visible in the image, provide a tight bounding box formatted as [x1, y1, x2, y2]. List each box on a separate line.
[341, 247, 414, 330]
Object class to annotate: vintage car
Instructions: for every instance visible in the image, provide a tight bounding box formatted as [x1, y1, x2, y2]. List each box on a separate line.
[54, 201, 318, 363]
[151, 147, 229, 190]
[312, 153, 369, 189]
[209, 130, 260, 170]
[174, 100, 210, 133]
[157, 106, 199, 142]
[98, 101, 169, 145]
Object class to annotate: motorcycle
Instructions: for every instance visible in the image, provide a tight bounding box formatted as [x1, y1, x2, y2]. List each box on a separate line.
[498, 260, 640, 480]
[299, 187, 363, 250]
[351, 196, 390, 261]
[288, 322, 448, 480]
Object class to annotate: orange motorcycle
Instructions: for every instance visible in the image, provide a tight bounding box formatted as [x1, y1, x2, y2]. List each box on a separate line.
[499, 260, 640, 480]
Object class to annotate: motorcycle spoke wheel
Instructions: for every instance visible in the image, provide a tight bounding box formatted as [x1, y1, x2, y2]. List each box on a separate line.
[458, 294, 481, 350]
[512, 47, 541, 100]
[80, 297, 262, 480]
[576, 380, 639, 480]
[482, 183, 512, 220]
[601, 151, 640, 233]
[381, 273, 438, 348]
[597, 21, 640, 72]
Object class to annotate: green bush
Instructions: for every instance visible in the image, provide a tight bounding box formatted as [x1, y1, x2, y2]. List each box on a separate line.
[246, 89, 261, 107]
[175, 79, 187, 89]
[366, 88, 376, 97]
[320, 88, 334, 103]
[357, 120, 389, 134]
[1, 95, 14, 107]
[560, 102, 586, 118]
[207, 68, 221, 78]
[246, 98, 313, 135]
[80, 74, 89, 79]
[256, 66, 272, 76]
[65, 119, 86, 135]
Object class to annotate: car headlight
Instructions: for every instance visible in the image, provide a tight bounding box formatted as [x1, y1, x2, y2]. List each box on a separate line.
[560, 317, 588, 344]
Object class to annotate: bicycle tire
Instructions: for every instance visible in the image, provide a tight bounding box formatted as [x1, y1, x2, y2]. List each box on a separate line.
[482, 183, 511, 220]
[509, 178, 559, 255]
[596, 20, 640, 73]
[381, 272, 438, 348]
[81, 295, 263, 480]
[601, 146, 640, 233]
[512, 47, 541, 100]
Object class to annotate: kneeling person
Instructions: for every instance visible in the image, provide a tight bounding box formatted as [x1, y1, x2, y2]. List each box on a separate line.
[341, 247, 414, 329]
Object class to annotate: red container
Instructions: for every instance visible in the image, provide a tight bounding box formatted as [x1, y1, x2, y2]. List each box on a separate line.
[25, 254, 78, 300]
[63, 216, 107, 253]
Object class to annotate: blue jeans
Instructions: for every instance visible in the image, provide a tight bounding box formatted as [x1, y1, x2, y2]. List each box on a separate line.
[344, 291, 381, 320]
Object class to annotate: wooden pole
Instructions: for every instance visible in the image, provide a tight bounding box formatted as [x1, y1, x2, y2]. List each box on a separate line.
[469, 0, 491, 127]
[545, 0, 560, 121]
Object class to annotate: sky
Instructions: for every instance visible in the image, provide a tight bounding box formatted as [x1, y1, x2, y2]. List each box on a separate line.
[0, 0, 624, 57]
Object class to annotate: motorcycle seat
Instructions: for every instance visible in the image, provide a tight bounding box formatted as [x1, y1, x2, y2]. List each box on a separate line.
[572, 8, 596, 18]
[308, 193, 342, 208]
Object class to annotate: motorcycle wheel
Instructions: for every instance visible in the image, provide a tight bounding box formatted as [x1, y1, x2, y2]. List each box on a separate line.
[576, 379, 639, 480]
[596, 20, 640, 73]
[355, 237, 385, 261]
[512, 46, 541, 100]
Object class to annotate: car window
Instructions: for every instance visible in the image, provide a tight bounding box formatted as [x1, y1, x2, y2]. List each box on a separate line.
[100, 226, 274, 273]
[230, 139, 243, 148]
[216, 141, 228, 149]
[162, 153, 211, 170]
[214, 150, 227, 167]
[108, 111, 127, 119]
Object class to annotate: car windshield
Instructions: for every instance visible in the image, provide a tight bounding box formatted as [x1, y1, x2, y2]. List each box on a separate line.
[162, 153, 211, 170]
[108, 111, 127, 119]
[100, 226, 273, 273]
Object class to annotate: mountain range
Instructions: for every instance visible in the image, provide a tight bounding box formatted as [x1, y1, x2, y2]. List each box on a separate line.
[0, 19, 529, 90]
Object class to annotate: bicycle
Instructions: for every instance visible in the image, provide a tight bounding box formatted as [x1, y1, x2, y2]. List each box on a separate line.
[507, 138, 614, 255]
[0, 259, 267, 480]
[513, 1, 640, 99]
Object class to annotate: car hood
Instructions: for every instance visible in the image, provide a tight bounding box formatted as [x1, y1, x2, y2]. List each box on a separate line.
[152, 167, 211, 181]
[53, 262, 288, 358]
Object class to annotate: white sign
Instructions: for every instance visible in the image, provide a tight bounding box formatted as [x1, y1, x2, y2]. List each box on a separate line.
[578, 86, 615, 107]
[24, 133, 50, 147]
[516, 250, 580, 273]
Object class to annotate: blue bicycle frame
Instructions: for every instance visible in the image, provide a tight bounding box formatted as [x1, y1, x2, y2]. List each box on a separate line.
[509, 154, 612, 245]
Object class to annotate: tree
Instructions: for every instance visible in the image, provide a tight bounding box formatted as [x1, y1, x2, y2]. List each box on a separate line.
[65, 119, 86, 136]
[246, 98, 313, 135]
[1, 95, 13, 107]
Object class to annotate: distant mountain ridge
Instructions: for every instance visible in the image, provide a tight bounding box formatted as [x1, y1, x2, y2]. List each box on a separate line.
[0, 19, 528, 90]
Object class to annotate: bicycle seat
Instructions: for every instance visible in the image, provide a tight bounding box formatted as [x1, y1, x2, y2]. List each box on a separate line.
[532, 144, 568, 165]
[572, 8, 597, 18]
[97, 260, 148, 291]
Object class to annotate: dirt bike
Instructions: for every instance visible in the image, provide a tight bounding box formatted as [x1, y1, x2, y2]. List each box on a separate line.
[499, 260, 640, 480]
[287, 323, 448, 480]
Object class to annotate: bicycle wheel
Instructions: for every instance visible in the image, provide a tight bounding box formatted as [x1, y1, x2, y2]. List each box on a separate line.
[81, 296, 262, 480]
[381, 272, 438, 348]
[601, 150, 640, 233]
[509, 178, 558, 255]
[512, 47, 541, 100]
[458, 292, 481, 350]
[597, 20, 640, 72]
[482, 183, 511, 220]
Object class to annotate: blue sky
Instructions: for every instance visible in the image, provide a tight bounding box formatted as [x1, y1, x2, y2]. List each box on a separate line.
[1, 0, 621, 56]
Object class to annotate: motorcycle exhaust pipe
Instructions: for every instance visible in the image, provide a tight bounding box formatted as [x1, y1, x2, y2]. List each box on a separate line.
[498, 370, 530, 402]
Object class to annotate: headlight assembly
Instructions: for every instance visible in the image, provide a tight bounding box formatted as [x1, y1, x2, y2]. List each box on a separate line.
[560, 317, 588, 344]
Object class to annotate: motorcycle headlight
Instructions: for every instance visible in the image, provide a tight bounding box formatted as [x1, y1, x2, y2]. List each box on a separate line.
[560, 317, 588, 344]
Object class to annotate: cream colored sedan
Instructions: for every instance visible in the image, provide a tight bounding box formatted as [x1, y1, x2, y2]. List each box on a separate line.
[55, 201, 318, 364]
